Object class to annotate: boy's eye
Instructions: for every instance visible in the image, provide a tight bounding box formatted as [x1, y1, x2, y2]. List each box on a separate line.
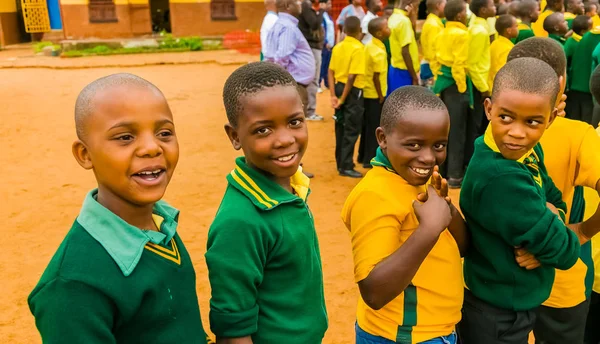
[158, 130, 173, 137]
[255, 127, 271, 135]
[434, 143, 447, 150]
[527, 120, 541, 126]
[499, 114, 513, 123]
[406, 143, 421, 150]
[116, 134, 134, 141]
[290, 118, 304, 127]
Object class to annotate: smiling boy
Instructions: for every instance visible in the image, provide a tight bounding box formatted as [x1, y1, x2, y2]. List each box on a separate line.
[28, 74, 209, 343]
[206, 62, 327, 344]
[457, 58, 589, 343]
[343, 86, 468, 344]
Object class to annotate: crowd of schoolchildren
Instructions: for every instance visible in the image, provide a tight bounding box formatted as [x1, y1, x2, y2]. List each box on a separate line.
[23, 0, 600, 344]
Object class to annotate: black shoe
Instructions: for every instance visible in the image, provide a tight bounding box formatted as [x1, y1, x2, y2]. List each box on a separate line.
[339, 169, 363, 178]
[362, 163, 372, 169]
[448, 178, 463, 189]
[303, 170, 314, 178]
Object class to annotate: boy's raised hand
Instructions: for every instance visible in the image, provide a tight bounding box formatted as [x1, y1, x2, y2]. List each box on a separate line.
[416, 166, 452, 205]
[413, 185, 452, 236]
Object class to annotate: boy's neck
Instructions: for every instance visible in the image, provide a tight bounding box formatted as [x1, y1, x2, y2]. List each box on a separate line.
[500, 33, 513, 40]
[520, 18, 532, 25]
[96, 187, 158, 230]
[346, 33, 361, 40]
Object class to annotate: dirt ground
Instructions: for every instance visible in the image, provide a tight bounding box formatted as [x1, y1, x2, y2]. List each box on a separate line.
[4, 56, 463, 343]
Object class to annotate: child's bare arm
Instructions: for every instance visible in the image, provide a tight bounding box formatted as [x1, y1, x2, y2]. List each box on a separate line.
[217, 336, 253, 344]
[328, 68, 339, 108]
[338, 74, 357, 105]
[373, 72, 384, 103]
[358, 186, 452, 310]
[401, 45, 418, 85]
[568, 180, 600, 244]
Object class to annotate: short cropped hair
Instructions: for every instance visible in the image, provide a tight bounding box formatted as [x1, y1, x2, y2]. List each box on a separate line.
[507, 37, 566, 77]
[470, 0, 490, 17]
[426, 0, 444, 11]
[585, 2, 597, 13]
[445, 0, 466, 21]
[543, 12, 564, 33]
[222, 62, 297, 127]
[497, 3, 509, 15]
[493, 57, 560, 107]
[495, 14, 516, 35]
[381, 86, 447, 132]
[74, 73, 163, 140]
[368, 17, 388, 36]
[590, 65, 600, 103]
[517, 0, 538, 18]
[572, 15, 592, 35]
[344, 16, 362, 34]
[547, 0, 563, 11]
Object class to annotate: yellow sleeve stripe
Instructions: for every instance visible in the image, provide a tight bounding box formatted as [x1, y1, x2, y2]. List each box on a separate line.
[234, 167, 279, 206]
[231, 170, 274, 209]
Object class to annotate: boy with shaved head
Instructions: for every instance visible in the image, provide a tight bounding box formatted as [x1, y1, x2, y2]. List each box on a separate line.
[28, 73, 210, 343]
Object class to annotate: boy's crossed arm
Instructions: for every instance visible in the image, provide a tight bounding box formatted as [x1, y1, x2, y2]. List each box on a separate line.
[356, 185, 452, 310]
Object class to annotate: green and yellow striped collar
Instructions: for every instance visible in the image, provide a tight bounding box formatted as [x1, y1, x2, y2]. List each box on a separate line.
[227, 157, 310, 210]
[370, 147, 397, 173]
[483, 124, 538, 164]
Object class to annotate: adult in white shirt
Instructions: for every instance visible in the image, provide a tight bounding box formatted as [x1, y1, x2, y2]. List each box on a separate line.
[361, 0, 383, 44]
[260, 0, 278, 59]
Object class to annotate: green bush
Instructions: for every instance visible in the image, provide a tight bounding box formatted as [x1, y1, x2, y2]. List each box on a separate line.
[34, 41, 54, 53]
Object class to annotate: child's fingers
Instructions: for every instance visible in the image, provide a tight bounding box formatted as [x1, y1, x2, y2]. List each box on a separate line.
[416, 192, 428, 202]
[440, 178, 449, 198]
[445, 196, 452, 205]
[514, 247, 527, 257]
[525, 261, 542, 270]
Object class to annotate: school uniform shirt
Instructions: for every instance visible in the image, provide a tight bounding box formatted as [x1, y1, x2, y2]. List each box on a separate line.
[548, 33, 567, 45]
[565, 12, 576, 30]
[337, 4, 366, 42]
[388, 9, 420, 72]
[435, 21, 471, 92]
[330, 35, 366, 89]
[363, 37, 388, 99]
[593, 14, 600, 29]
[28, 190, 209, 343]
[593, 127, 600, 295]
[515, 22, 535, 43]
[488, 35, 514, 91]
[264, 12, 316, 86]
[571, 28, 600, 93]
[206, 157, 328, 344]
[468, 17, 492, 93]
[342, 148, 463, 344]
[533, 10, 554, 37]
[361, 11, 378, 44]
[260, 11, 278, 54]
[565, 33, 582, 88]
[540, 117, 600, 308]
[420, 13, 445, 77]
[460, 126, 580, 311]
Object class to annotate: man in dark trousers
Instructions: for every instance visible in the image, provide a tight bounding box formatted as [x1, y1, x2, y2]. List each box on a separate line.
[299, 0, 326, 121]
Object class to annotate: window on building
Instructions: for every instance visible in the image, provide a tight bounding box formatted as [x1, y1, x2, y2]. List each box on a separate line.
[211, 0, 236, 20]
[89, 0, 118, 23]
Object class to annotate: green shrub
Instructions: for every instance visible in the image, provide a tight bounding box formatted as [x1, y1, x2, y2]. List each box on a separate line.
[34, 41, 54, 53]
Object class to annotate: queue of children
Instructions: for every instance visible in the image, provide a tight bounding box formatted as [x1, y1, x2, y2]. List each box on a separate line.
[25, 0, 600, 344]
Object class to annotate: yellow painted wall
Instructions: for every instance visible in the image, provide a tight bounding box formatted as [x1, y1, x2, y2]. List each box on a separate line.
[0, 0, 17, 13]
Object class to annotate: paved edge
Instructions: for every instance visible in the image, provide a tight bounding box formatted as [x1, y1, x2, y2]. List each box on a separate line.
[0, 58, 252, 70]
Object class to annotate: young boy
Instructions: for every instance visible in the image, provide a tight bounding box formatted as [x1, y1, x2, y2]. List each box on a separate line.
[208, 62, 328, 343]
[565, 0, 585, 29]
[329, 16, 366, 178]
[361, 0, 383, 44]
[507, 36, 600, 344]
[343, 86, 467, 344]
[359, 17, 390, 168]
[420, 0, 447, 83]
[388, 0, 420, 92]
[458, 57, 600, 343]
[514, 0, 539, 43]
[28, 74, 209, 343]
[434, 0, 473, 188]
[567, 25, 600, 123]
[533, 0, 564, 36]
[489, 14, 519, 89]
[544, 11, 569, 45]
[585, 1, 600, 29]
[468, 0, 496, 135]
[565, 15, 592, 87]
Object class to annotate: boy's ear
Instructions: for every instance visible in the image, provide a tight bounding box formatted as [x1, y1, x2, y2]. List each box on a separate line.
[484, 97, 493, 121]
[375, 127, 387, 150]
[72, 140, 93, 170]
[224, 123, 242, 151]
[547, 107, 558, 128]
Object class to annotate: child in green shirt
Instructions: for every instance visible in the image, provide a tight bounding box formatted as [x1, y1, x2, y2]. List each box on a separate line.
[206, 62, 328, 343]
[458, 58, 598, 343]
[544, 11, 569, 45]
[28, 74, 209, 343]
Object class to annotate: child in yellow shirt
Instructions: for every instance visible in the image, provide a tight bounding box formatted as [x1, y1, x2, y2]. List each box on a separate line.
[585, 2, 600, 28]
[420, 0, 447, 84]
[533, 0, 564, 36]
[488, 14, 519, 90]
[343, 86, 467, 344]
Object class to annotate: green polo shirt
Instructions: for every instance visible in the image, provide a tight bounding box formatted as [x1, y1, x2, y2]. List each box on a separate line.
[565, 33, 582, 90]
[460, 127, 580, 311]
[513, 22, 535, 44]
[206, 157, 328, 343]
[570, 28, 600, 93]
[28, 190, 209, 343]
[548, 34, 566, 46]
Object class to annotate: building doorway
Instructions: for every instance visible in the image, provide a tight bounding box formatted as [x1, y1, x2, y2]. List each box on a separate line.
[150, 0, 170, 33]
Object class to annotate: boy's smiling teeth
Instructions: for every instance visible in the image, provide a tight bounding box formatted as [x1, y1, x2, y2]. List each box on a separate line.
[411, 167, 431, 176]
[277, 154, 295, 162]
[137, 169, 162, 175]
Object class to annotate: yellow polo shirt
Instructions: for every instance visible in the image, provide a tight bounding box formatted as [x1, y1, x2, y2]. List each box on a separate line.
[435, 21, 471, 93]
[593, 15, 600, 29]
[533, 10, 554, 37]
[586, 127, 600, 294]
[329, 35, 366, 89]
[363, 38, 388, 99]
[342, 166, 463, 344]
[421, 13, 444, 77]
[388, 9, 420, 72]
[468, 17, 492, 93]
[540, 116, 600, 307]
[488, 35, 514, 91]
